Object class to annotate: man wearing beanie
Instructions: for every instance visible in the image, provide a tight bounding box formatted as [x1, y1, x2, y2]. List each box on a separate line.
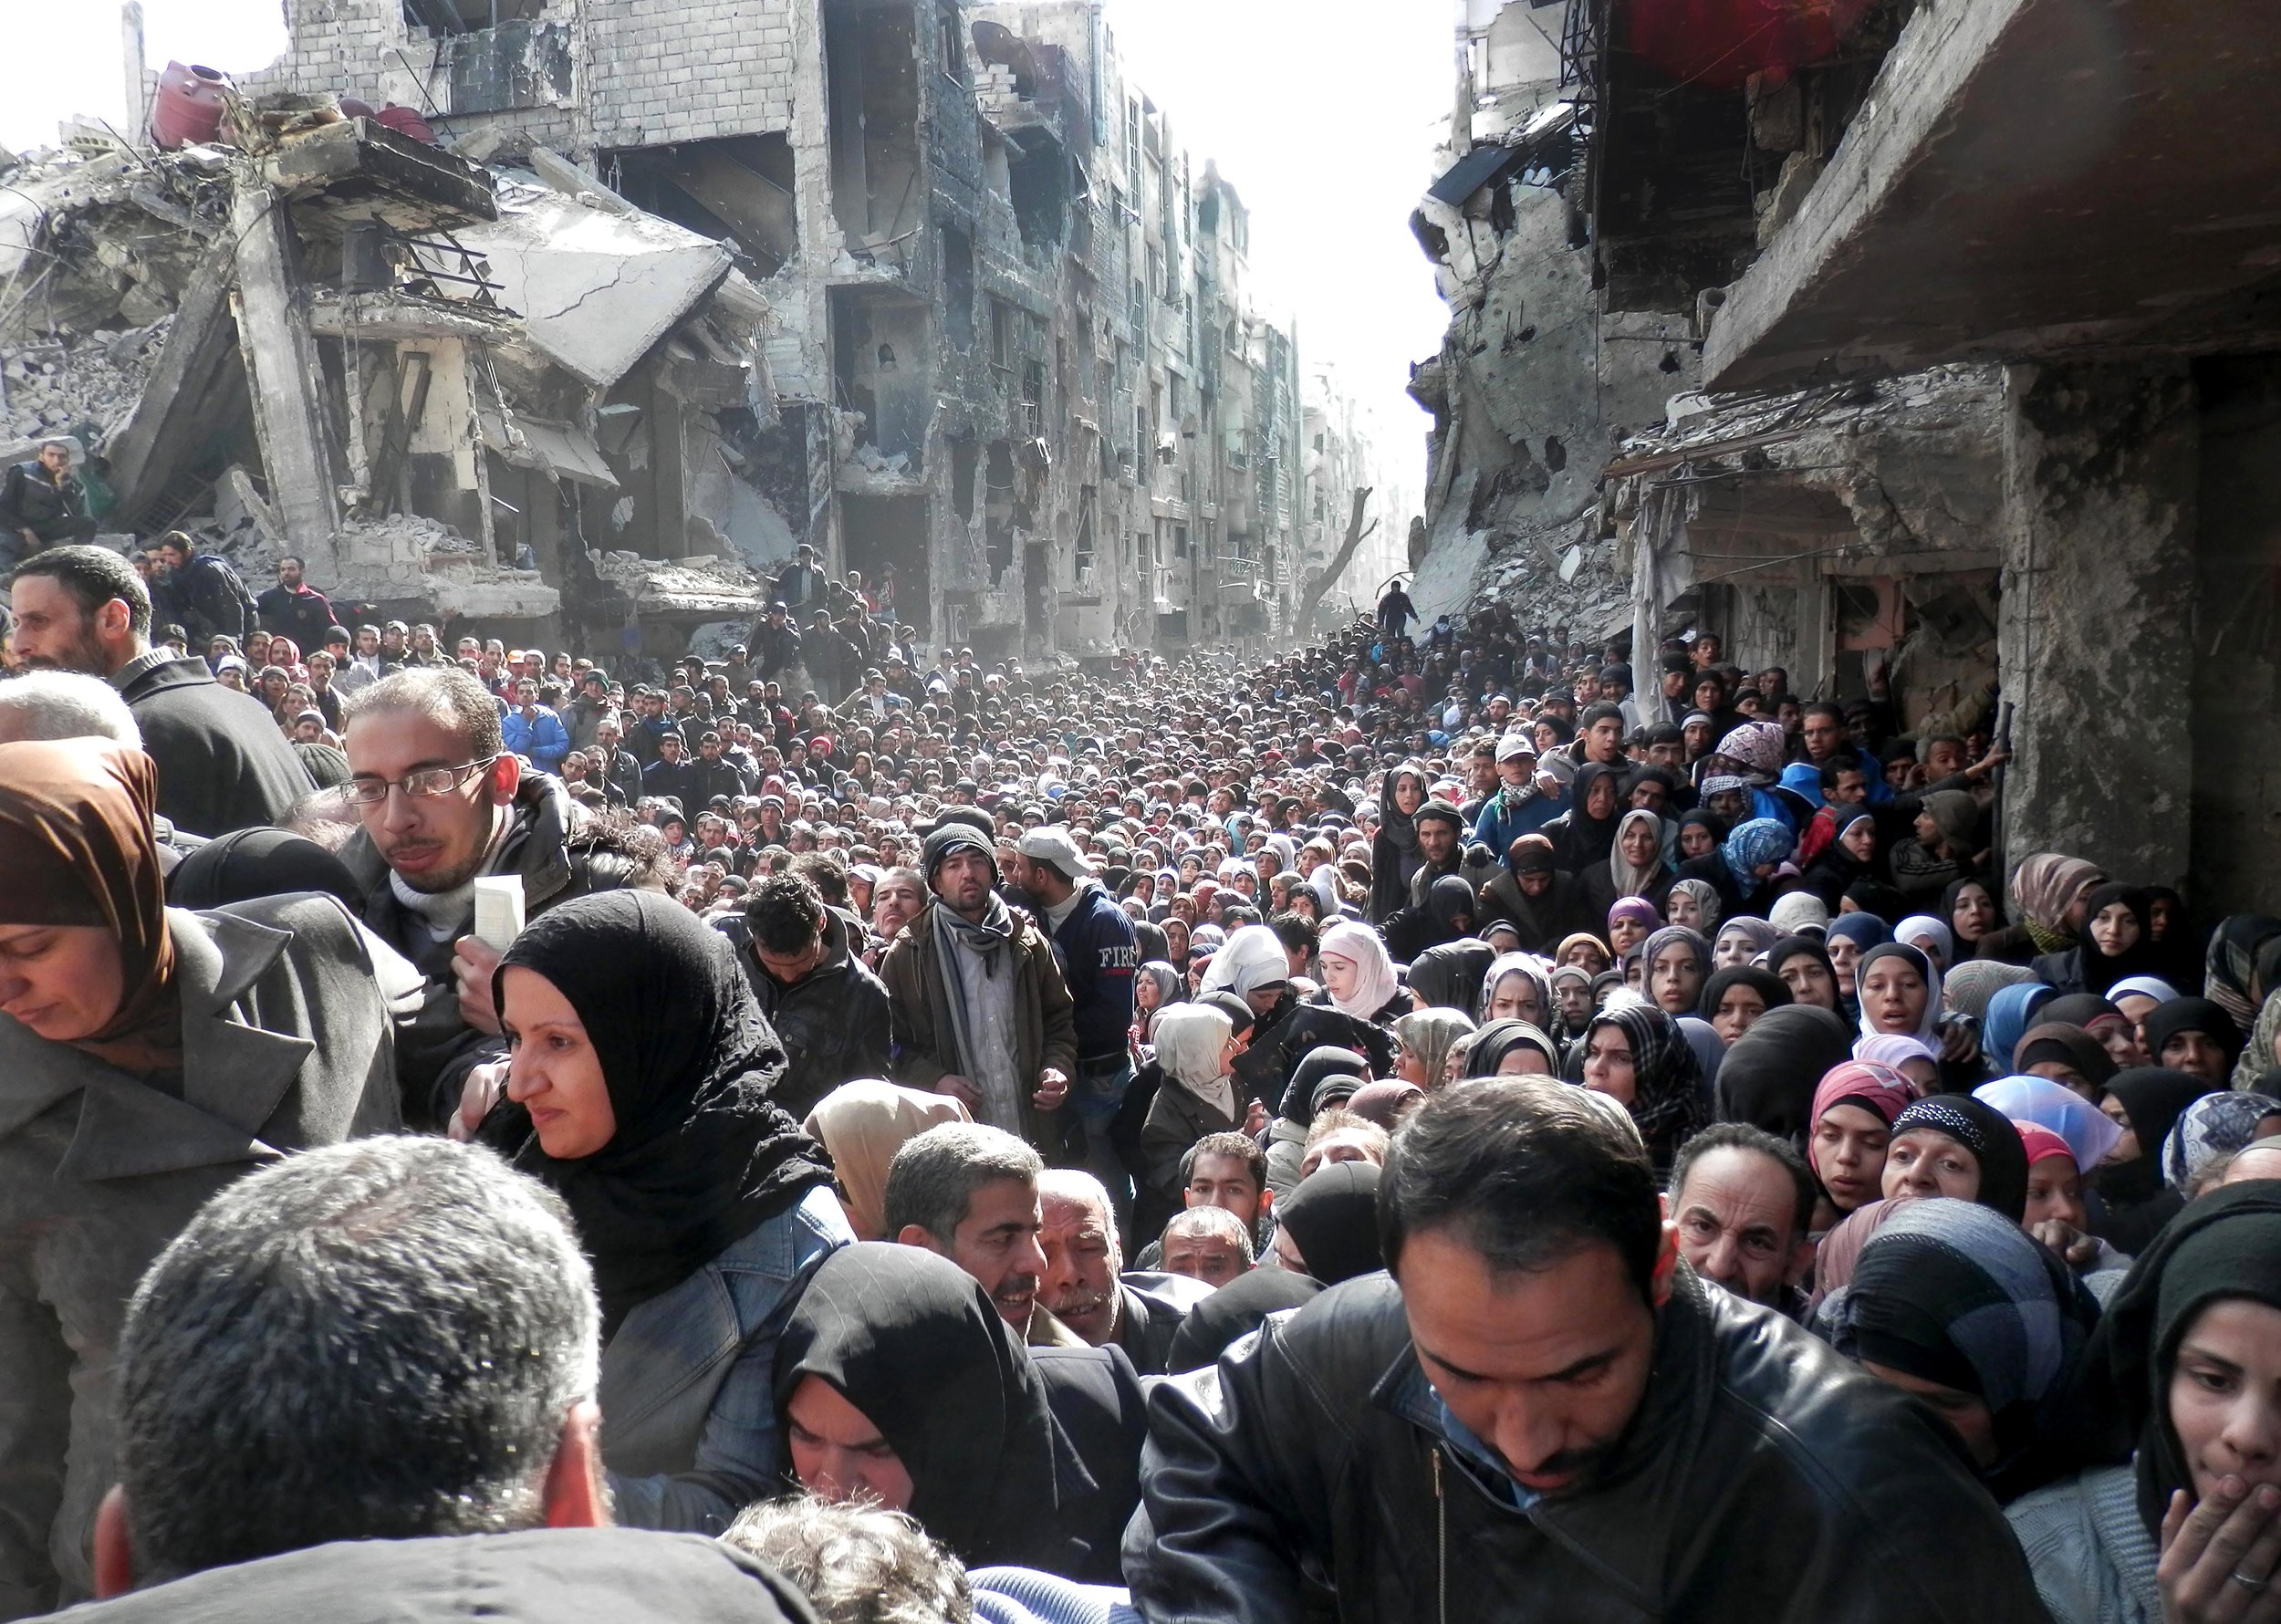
[879, 818, 1078, 1154]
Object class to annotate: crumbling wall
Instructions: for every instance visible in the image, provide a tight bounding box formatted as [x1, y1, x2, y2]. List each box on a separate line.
[1999, 359, 2198, 887]
[586, 0, 798, 149]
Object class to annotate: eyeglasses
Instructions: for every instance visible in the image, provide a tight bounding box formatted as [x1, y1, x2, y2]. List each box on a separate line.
[343, 756, 500, 807]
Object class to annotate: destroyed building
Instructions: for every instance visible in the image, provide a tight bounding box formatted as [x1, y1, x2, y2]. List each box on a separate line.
[0, 0, 1396, 661]
[1412, 0, 2281, 912]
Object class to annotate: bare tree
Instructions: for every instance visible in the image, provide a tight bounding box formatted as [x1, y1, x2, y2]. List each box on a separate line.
[1297, 486, 1376, 630]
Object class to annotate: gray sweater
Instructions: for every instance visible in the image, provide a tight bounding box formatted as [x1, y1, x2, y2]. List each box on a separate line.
[2005, 1462, 2160, 1624]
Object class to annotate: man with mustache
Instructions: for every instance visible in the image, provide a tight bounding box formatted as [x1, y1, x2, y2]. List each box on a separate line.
[1127, 1079, 2043, 1620]
[1035, 1170, 1208, 1375]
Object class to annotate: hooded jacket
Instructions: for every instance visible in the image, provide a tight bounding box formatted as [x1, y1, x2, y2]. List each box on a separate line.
[1124, 1267, 2045, 1623]
[722, 906, 892, 1121]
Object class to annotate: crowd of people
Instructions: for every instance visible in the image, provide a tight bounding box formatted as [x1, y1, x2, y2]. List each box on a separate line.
[0, 540, 2277, 1622]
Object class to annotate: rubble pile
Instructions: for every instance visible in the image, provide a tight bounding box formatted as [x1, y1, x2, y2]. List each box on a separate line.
[0, 320, 171, 442]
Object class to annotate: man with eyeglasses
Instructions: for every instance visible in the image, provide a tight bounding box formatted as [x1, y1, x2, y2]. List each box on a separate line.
[339, 668, 624, 1129]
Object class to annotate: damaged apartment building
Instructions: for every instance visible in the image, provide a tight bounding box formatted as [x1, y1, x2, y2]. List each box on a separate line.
[0, 0, 1391, 661]
[1412, 0, 2281, 912]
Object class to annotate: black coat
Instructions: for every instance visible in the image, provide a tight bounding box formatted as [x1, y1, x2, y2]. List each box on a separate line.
[118, 653, 315, 838]
[1125, 1268, 2045, 1622]
[255, 582, 337, 654]
[719, 908, 891, 1121]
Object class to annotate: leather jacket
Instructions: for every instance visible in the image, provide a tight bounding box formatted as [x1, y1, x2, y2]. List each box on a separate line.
[1125, 1267, 2049, 1623]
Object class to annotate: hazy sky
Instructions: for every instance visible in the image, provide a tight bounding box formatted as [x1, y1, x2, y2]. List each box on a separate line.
[5, 0, 1450, 501]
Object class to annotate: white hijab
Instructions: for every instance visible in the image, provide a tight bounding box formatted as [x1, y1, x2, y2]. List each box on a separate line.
[1201, 923, 1290, 1002]
[1318, 921, 1401, 1020]
[1152, 1003, 1236, 1119]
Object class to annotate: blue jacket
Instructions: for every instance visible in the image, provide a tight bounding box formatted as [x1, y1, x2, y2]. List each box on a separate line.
[600, 1183, 851, 1535]
[501, 704, 570, 771]
[1047, 882, 1139, 1067]
[1474, 787, 1560, 857]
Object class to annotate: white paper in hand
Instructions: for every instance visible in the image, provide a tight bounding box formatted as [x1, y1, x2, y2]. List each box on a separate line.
[473, 875, 526, 952]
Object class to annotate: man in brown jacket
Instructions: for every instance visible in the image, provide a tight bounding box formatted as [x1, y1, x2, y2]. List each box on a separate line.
[879, 820, 1077, 1158]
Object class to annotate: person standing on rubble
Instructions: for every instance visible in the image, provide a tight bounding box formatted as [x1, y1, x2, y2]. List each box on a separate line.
[0, 440, 97, 568]
[255, 555, 336, 656]
[152, 532, 257, 651]
[774, 542, 828, 619]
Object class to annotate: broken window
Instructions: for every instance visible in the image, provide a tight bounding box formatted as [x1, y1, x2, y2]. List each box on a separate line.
[842, 494, 931, 637]
[832, 288, 929, 466]
[1173, 523, 1189, 558]
[937, 4, 964, 80]
[989, 298, 1014, 371]
[603, 135, 797, 273]
[950, 437, 978, 523]
[1076, 484, 1097, 576]
[403, 0, 543, 35]
[984, 440, 1017, 582]
[941, 223, 975, 350]
[1008, 135, 1069, 249]
[825, 0, 922, 260]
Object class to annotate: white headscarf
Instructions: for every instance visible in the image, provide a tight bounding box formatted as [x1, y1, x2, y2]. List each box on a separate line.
[1318, 921, 1400, 1019]
[1895, 914, 1955, 971]
[1200, 923, 1291, 1002]
[1152, 1003, 1235, 1119]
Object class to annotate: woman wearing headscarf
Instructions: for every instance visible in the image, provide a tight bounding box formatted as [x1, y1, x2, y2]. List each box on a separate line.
[1715, 1004, 1857, 1146]
[1978, 852, 2107, 967]
[1983, 982, 2058, 1081]
[490, 889, 849, 1532]
[1825, 911, 1891, 1019]
[164, 825, 363, 911]
[2012, 1023, 2120, 1102]
[2161, 1093, 2281, 1194]
[1583, 807, 1674, 921]
[1896, 914, 1956, 974]
[1477, 833, 1594, 953]
[1944, 874, 2005, 962]
[776, 1244, 1128, 1580]
[1819, 1199, 2100, 1504]
[1366, 762, 1429, 924]
[1271, 1161, 1385, 1285]
[1391, 1008, 1475, 1090]
[1976, 1075, 2127, 1178]
[1799, 804, 1878, 912]
[1384, 872, 1481, 963]
[2033, 884, 2155, 1000]
[803, 1079, 973, 1241]
[2140, 998, 2244, 1085]
[1640, 924, 1712, 1019]
[1666, 875, 1723, 933]
[1676, 816, 1797, 921]
[1406, 938, 1496, 1018]
[1164, 1268, 1323, 1374]
[1578, 1000, 1708, 1175]
[1457, 1017, 1562, 1079]
[2201, 913, 2281, 1031]
[1605, 896, 1661, 963]
[0, 741, 422, 1601]
[1139, 1003, 1250, 1234]
[1855, 942, 1945, 1046]
[1480, 952, 1554, 1030]
[1701, 963, 1790, 1045]
[1712, 915, 1782, 969]
[2005, 1183, 2281, 1624]
[2090, 1068, 2221, 1255]
[1131, 960, 1183, 1045]
[1853, 1032, 1942, 1093]
[1767, 935, 1844, 1014]
[1542, 761, 1625, 877]
[2039, 993, 2146, 1073]
[2232, 986, 2281, 1096]
[1807, 1061, 1921, 1224]
[1880, 1096, 2031, 1223]
[1247, 921, 1401, 1110]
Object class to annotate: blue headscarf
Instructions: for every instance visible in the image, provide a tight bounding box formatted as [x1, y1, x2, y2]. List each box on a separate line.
[1827, 911, 1892, 953]
[1983, 983, 2057, 1077]
[1721, 817, 1796, 899]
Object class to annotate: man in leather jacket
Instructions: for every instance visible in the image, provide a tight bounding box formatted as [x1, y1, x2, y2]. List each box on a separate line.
[1124, 1079, 2047, 1622]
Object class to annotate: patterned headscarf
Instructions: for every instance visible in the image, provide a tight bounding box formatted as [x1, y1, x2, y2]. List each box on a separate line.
[1668, 877, 1724, 932]
[1943, 960, 2036, 1025]
[1714, 720, 1787, 780]
[2204, 916, 2281, 1029]
[2161, 1092, 2281, 1192]
[1889, 1096, 2030, 1222]
[1721, 818, 1795, 899]
[1583, 998, 1708, 1173]
[2007, 852, 2107, 953]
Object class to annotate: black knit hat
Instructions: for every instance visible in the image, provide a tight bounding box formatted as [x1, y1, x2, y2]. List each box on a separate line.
[922, 821, 997, 884]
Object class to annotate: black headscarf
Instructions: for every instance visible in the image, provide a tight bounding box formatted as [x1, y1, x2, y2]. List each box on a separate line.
[2078, 1182, 2281, 1536]
[1888, 1096, 2030, 1223]
[165, 827, 361, 911]
[1698, 964, 1791, 1025]
[1164, 1268, 1322, 1373]
[1765, 936, 1841, 1011]
[1277, 1044, 1371, 1127]
[776, 1244, 1085, 1567]
[2140, 997, 2244, 1071]
[1277, 1161, 1385, 1285]
[1714, 1005, 1855, 1146]
[1407, 939, 1495, 1018]
[2069, 883, 2156, 996]
[1548, 762, 1623, 872]
[492, 890, 833, 1337]
[1460, 1017, 1561, 1078]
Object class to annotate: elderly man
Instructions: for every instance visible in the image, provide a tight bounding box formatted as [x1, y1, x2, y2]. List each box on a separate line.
[71, 1138, 811, 1624]
[1036, 1171, 1211, 1374]
[878, 820, 1076, 1152]
[1158, 1206, 1255, 1287]
[1127, 1080, 2044, 1620]
[1665, 1123, 1816, 1317]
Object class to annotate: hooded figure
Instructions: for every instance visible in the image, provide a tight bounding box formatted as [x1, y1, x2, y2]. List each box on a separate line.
[1275, 1161, 1385, 1286]
[165, 826, 363, 912]
[1478, 833, 1591, 953]
[2092, 1067, 2222, 1254]
[1818, 1199, 2100, 1504]
[1715, 1004, 1857, 1145]
[1997, 853, 2108, 962]
[1807, 1061, 1923, 1217]
[1544, 761, 1624, 874]
[1385, 872, 1479, 962]
[2009, 1022, 2118, 1097]
[1200, 922, 1292, 1005]
[775, 1244, 1111, 1577]
[2140, 996, 2244, 1078]
[1406, 939, 1496, 1018]
[1164, 1269, 1322, 1374]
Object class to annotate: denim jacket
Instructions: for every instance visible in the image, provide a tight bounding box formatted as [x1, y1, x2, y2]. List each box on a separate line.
[600, 1182, 851, 1533]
